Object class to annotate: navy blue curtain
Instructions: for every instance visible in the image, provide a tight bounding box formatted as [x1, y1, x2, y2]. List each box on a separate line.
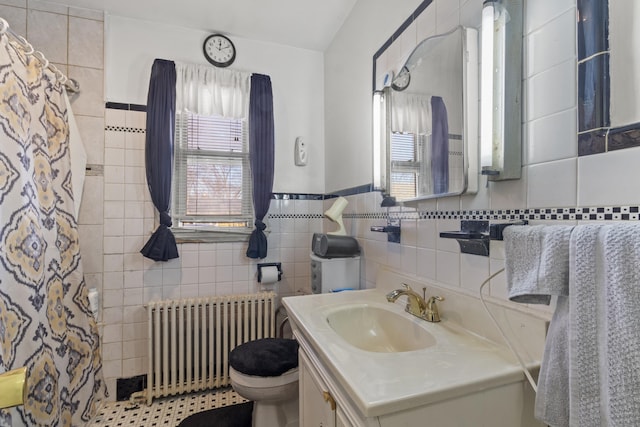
[246, 74, 275, 259]
[431, 96, 449, 194]
[141, 59, 179, 261]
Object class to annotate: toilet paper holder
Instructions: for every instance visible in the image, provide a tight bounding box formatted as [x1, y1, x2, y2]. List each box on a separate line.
[257, 262, 283, 283]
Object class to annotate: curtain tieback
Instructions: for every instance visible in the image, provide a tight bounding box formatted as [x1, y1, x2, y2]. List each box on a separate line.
[160, 211, 173, 227]
[254, 220, 266, 231]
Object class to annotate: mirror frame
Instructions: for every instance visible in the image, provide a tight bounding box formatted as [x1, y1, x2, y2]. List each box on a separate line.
[372, 23, 478, 203]
[384, 27, 478, 202]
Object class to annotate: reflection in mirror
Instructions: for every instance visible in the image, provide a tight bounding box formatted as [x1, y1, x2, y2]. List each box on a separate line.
[375, 26, 478, 203]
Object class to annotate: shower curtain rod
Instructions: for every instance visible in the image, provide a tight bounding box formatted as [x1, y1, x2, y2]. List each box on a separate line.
[0, 17, 81, 94]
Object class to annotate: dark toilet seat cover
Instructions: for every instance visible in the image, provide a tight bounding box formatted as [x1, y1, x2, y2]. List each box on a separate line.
[230, 338, 299, 377]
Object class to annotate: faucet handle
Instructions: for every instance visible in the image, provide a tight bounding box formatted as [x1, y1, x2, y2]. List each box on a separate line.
[402, 283, 412, 291]
[425, 296, 444, 322]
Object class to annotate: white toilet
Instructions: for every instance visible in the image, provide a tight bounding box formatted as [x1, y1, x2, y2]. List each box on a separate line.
[229, 338, 299, 427]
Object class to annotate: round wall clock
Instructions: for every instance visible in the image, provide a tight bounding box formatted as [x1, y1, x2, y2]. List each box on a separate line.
[203, 34, 236, 68]
[391, 66, 411, 91]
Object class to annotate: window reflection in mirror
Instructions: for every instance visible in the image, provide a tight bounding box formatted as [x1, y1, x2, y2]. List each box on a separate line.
[375, 26, 478, 203]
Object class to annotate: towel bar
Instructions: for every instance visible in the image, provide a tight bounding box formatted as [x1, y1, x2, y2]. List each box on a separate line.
[440, 220, 528, 256]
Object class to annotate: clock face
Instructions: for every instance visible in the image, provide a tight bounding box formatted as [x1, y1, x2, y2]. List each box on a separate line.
[203, 34, 236, 67]
[391, 66, 411, 91]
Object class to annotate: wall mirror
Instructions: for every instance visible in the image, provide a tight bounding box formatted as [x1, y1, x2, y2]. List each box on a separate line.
[373, 26, 478, 203]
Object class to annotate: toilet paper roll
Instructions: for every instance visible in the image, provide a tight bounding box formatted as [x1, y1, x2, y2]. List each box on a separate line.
[0, 367, 27, 409]
[88, 288, 99, 320]
[259, 266, 280, 284]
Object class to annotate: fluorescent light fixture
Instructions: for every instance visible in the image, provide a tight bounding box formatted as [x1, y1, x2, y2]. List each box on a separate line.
[372, 90, 386, 189]
[480, 1, 496, 172]
[481, 0, 518, 180]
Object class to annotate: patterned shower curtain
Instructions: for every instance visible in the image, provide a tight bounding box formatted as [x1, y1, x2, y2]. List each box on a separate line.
[0, 35, 106, 426]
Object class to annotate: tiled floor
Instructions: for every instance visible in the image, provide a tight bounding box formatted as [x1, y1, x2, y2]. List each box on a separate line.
[89, 388, 248, 427]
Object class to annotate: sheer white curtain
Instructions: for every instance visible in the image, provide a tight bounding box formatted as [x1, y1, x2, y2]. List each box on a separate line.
[391, 91, 432, 134]
[175, 63, 251, 117]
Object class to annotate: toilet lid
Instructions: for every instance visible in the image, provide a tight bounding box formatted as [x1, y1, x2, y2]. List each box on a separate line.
[230, 338, 299, 377]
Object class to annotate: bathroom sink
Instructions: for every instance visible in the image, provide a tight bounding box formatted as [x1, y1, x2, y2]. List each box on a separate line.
[325, 304, 436, 352]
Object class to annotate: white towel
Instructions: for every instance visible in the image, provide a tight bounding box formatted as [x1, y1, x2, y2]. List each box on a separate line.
[504, 225, 574, 427]
[534, 295, 570, 427]
[504, 225, 574, 303]
[569, 223, 640, 426]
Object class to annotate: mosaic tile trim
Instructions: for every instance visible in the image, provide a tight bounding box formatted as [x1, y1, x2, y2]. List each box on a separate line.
[270, 207, 640, 222]
[272, 193, 324, 200]
[105, 125, 146, 133]
[269, 213, 324, 219]
[106, 102, 147, 112]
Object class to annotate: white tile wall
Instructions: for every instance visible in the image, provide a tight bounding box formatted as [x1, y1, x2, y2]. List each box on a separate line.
[525, 0, 574, 34]
[527, 108, 578, 164]
[68, 16, 104, 68]
[526, 9, 576, 77]
[100, 108, 319, 397]
[578, 146, 640, 207]
[0, 4, 26, 34]
[348, 0, 602, 324]
[435, 0, 460, 33]
[526, 59, 576, 121]
[527, 158, 578, 208]
[26, 9, 67, 63]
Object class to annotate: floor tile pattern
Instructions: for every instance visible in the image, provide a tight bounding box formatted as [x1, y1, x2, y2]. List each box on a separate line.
[89, 388, 248, 427]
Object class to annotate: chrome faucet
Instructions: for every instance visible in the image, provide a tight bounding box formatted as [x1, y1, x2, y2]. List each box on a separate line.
[386, 284, 444, 322]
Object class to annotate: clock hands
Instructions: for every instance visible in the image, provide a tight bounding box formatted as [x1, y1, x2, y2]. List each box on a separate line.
[204, 34, 235, 67]
[213, 40, 230, 52]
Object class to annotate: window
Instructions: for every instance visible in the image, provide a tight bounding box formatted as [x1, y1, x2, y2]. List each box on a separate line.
[172, 111, 253, 233]
[390, 131, 420, 200]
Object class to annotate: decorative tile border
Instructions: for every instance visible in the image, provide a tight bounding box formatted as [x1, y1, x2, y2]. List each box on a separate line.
[105, 125, 146, 133]
[270, 206, 640, 222]
[105, 102, 147, 111]
[269, 213, 324, 219]
[272, 193, 324, 200]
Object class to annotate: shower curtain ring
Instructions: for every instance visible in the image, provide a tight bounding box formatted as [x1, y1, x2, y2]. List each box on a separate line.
[0, 18, 8, 35]
[58, 73, 68, 85]
[34, 51, 48, 68]
[17, 36, 34, 55]
[51, 65, 67, 84]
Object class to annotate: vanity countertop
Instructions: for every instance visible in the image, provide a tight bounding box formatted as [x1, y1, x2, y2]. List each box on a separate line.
[283, 287, 543, 418]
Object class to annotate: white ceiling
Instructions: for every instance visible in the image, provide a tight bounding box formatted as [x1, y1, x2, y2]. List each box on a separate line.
[48, 0, 358, 51]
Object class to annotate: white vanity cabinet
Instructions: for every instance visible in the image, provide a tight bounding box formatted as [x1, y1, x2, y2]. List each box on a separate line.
[299, 340, 365, 427]
[297, 327, 542, 427]
[283, 267, 550, 427]
[299, 349, 339, 427]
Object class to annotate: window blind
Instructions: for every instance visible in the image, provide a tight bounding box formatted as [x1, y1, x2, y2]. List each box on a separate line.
[173, 111, 252, 228]
[390, 131, 418, 199]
